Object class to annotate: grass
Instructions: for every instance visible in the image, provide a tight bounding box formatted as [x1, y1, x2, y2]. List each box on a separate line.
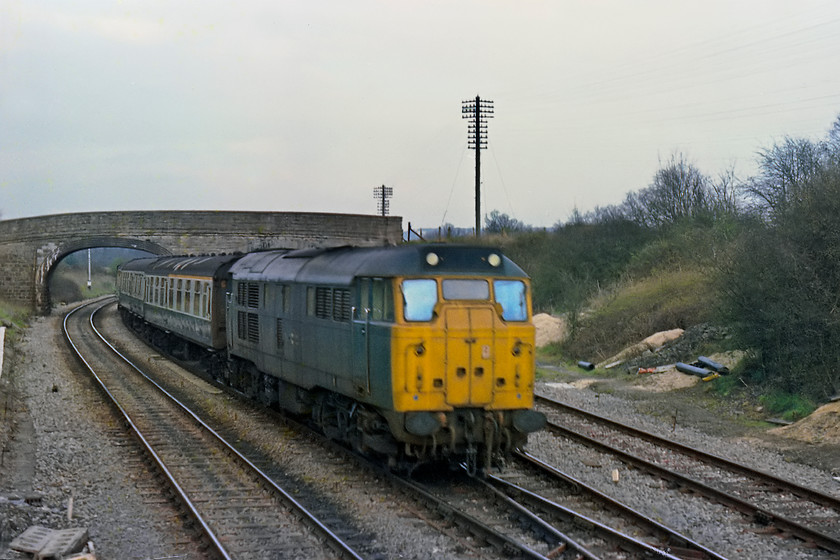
[50, 268, 115, 305]
[560, 267, 716, 362]
[759, 391, 817, 422]
[0, 300, 31, 345]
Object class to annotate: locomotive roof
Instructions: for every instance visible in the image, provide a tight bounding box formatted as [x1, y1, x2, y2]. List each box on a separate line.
[230, 244, 528, 285]
[118, 254, 241, 278]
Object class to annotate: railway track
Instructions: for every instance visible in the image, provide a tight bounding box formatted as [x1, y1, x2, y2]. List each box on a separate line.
[495, 451, 727, 560]
[81, 298, 602, 559]
[63, 299, 365, 560]
[404, 464, 700, 560]
[535, 393, 840, 555]
[61, 298, 751, 559]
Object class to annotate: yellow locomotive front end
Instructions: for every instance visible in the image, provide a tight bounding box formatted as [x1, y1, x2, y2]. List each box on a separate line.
[384, 251, 545, 473]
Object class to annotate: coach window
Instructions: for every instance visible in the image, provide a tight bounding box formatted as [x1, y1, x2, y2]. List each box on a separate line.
[401, 279, 437, 321]
[493, 280, 528, 321]
[178, 279, 185, 311]
[203, 282, 211, 318]
[184, 280, 192, 314]
[192, 281, 201, 316]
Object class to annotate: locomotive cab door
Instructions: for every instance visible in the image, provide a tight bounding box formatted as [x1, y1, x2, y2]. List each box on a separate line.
[351, 278, 373, 395]
[351, 306, 371, 395]
[444, 305, 495, 407]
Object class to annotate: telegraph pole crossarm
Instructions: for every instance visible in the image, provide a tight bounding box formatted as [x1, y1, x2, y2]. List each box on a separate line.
[462, 95, 494, 236]
[373, 184, 393, 217]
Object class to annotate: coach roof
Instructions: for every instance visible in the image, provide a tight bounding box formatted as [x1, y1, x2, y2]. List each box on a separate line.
[229, 245, 528, 285]
[119, 254, 241, 278]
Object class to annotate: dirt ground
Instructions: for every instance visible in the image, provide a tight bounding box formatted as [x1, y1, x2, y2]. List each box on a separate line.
[533, 317, 840, 477]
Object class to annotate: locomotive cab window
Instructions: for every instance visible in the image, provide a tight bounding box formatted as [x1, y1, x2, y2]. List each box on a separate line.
[493, 279, 528, 321]
[401, 279, 438, 321]
[358, 278, 394, 322]
[442, 279, 489, 301]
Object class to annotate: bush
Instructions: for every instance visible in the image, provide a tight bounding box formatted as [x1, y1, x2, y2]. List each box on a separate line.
[496, 219, 651, 314]
[561, 267, 716, 362]
[720, 163, 840, 399]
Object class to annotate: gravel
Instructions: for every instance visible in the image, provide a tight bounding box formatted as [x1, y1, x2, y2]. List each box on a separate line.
[2, 306, 839, 559]
[530, 375, 840, 560]
[0, 306, 473, 560]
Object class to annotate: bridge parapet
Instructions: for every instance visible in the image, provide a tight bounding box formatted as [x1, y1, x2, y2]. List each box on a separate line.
[0, 211, 402, 314]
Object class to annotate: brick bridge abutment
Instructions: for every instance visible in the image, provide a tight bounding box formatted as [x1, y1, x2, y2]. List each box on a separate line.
[0, 211, 402, 315]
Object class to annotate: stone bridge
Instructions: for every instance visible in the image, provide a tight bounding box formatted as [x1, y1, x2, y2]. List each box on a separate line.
[0, 211, 402, 314]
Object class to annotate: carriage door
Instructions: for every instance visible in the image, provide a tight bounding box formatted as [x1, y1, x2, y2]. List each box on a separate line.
[444, 305, 495, 407]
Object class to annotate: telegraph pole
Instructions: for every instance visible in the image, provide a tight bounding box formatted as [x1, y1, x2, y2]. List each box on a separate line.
[373, 184, 393, 216]
[462, 95, 493, 236]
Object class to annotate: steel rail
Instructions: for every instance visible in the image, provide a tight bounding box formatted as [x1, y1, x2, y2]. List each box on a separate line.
[461, 465, 602, 560]
[511, 451, 728, 560]
[66, 299, 364, 560]
[483, 474, 682, 560]
[111, 296, 573, 559]
[63, 301, 232, 560]
[249, 399, 562, 560]
[384, 468, 551, 560]
[537, 393, 840, 510]
[535, 394, 840, 554]
[89, 301, 363, 560]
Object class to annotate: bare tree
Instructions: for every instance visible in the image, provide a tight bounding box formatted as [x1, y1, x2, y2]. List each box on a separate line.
[828, 114, 840, 149]
[622, 153, 712, 227]
[743, 136, 827, 220]
[484, 210, 529, 234]
[709, 165, 741, 217]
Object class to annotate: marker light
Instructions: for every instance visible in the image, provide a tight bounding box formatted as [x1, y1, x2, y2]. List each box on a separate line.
[426, 252, 440, 266]
[488, 253, 502, 267]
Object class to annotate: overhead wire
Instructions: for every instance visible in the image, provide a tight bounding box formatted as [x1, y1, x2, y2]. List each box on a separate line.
[439, 143, 469, 228]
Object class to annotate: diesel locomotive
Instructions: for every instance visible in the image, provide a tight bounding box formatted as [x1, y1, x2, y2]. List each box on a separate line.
[116, 244, 546, 473]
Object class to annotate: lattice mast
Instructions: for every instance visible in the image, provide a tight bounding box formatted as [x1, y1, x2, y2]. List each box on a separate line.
[462, 95, 494, 236]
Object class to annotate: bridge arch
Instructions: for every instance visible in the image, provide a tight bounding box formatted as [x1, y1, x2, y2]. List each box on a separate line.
[0, 211, 402, 314]
[35, 237, 174, 312]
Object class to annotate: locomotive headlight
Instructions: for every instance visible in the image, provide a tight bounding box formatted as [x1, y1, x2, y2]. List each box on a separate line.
[488, 253, 502, 267]
[425, 252, 440, 266]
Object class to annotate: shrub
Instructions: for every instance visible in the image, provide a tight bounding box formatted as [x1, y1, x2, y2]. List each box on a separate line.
[561, 267, 716, 361]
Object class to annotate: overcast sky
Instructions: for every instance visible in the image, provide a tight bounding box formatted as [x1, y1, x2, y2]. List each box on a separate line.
[2, 1, 840, 229]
